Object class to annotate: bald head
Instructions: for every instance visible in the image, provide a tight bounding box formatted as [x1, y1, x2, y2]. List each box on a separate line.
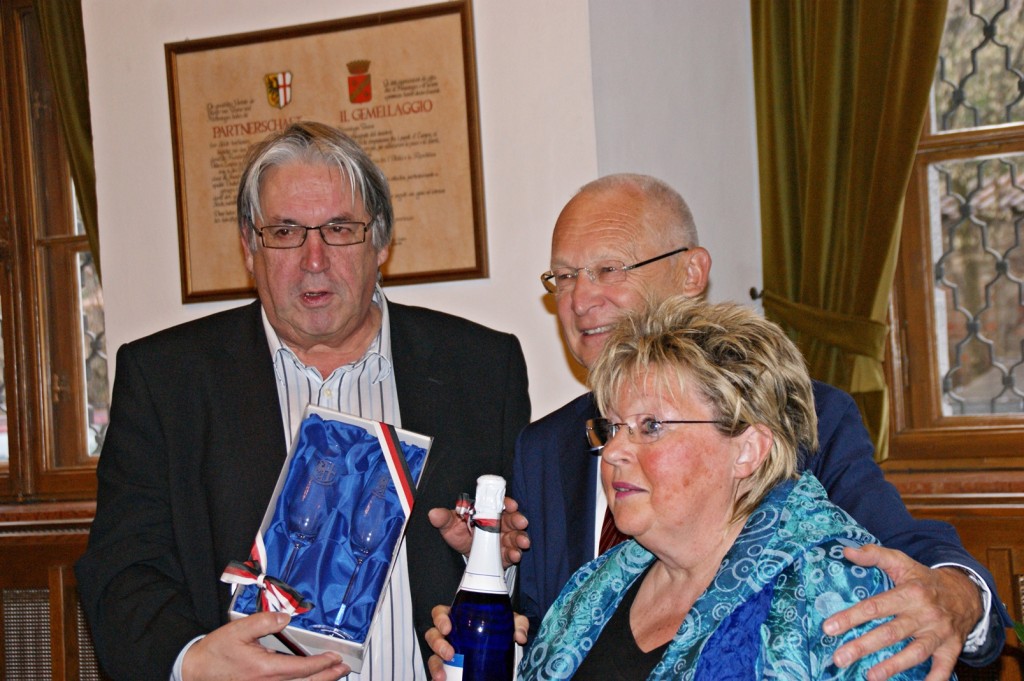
[549, 173, 712, 369]
[570, 173, 699, 250]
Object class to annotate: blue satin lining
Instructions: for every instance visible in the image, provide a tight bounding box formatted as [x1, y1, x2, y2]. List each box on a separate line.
[234, 414, 428, 641]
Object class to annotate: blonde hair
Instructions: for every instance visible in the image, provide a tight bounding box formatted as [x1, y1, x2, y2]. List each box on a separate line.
[589, 296, 818, 521]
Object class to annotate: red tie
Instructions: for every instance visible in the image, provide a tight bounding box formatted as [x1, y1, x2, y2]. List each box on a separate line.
[598, 506, 629, 554]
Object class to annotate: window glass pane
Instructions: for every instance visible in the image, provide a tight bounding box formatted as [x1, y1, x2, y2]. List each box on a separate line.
[932, 0, 1024, 133]
[78, 252, 108, 456]
[73, 180, 85, 236]
[929, 153, 1024, 414]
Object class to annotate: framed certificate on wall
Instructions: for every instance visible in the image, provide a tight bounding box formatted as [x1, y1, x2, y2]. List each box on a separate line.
[166, 1, 486, 302]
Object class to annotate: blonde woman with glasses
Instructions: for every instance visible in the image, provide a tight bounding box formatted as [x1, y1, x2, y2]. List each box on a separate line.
[518, 296, 933, 681]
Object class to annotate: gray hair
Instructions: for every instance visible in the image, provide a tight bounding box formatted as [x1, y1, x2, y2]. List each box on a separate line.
[578, 173, 699, 248]
[236, 121, 393, 251]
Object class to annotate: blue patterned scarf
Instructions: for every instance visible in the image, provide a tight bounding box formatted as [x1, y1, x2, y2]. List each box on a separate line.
[519, 473, 928, 680]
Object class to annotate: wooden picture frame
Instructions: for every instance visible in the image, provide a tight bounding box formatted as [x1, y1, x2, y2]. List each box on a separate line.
[166, 1, 486, 302]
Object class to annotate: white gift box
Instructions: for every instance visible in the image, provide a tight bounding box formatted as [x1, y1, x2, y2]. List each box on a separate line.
[226, 405, 432, 672]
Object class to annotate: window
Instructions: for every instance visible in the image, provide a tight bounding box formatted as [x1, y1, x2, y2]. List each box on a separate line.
[889, 0, 1024, 466]
[886, 9, 1024, 671]
[0, 0, 108, 500]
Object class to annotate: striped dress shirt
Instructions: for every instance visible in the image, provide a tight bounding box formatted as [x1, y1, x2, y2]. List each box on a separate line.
[264, 286, 427, 680]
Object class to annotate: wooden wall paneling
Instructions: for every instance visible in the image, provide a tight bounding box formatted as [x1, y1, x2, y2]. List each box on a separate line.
[900, 498, 1024, 680]
[0, 502, 103, 680]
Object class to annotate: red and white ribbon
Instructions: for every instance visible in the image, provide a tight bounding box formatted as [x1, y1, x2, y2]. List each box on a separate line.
[374, 421, 416, 517]
[220, 533, 313, 615]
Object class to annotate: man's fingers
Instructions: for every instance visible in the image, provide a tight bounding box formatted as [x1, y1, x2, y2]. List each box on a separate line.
[431, 508, 473, 555]
[497, 496, 530, 568]
[431, 604, 453, 636]
[859, 637, 934, 681]
[514, 528, 531, 549]
[831, 614, 928, 666]
[825, 589, 899, 637]
[861, 636, 959, 681]
[427, 654, 449, 681]
[501, 498, 528, 530]
[826, 545, 979, 678]
[425, 606, 455, 674]
[232, 611, 293, 639]
[824, 562, 934, 637]
[843, 545, 916, 582]
[825, 564, 968, 680]
[428, 507, 460, 531]
[499, 515, 529, 568]
[500, 530, 529, 568]
[842, 543, 884, 567]
[502, 547, 522, 567]
[501, 528, 530, 549]
[184, 615, 351, 681]
[297, 654, 351, 681]
[514, 612, 529, 645]
[920, 645, 959, 681]
[425, 626, 455, 661]
[827, 555, 979, 635]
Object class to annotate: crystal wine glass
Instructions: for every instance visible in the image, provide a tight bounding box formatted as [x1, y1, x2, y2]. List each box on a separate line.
[314, 473, 390, 638]
[278, 453, 337, 583]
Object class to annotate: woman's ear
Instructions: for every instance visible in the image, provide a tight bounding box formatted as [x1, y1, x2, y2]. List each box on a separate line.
[733, 423, 772, 479]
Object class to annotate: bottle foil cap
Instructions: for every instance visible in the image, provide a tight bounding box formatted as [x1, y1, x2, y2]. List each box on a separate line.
[474, 475, 506, 518]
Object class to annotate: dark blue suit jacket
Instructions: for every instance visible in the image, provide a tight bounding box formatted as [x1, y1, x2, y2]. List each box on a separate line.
[512, 381, 1009, 665]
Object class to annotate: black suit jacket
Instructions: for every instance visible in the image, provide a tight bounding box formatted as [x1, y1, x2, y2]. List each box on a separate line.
[76, 300, 531, 680]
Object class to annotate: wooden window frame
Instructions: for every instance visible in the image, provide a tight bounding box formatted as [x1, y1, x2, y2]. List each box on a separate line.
[887, 121, 1024, 479]
[0, 0, 100, 501]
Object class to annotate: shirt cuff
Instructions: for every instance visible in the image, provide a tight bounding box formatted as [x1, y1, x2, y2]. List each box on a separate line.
[932, 563, 992, 654]
[170, 635, 205, 681]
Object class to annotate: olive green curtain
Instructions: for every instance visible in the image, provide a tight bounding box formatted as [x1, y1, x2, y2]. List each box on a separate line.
[750, 0, 946, 459]
[33, 0, 100, 279]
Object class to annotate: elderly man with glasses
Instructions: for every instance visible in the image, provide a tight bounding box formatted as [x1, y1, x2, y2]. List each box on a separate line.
[429, 173, 1007, 681]
[77, 121, 530, 681]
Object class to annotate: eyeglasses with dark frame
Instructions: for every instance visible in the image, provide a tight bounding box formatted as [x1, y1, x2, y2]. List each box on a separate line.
[540, 246, 690, 294]
[585, 414, 719, 450]
[254, 221, 369, 249]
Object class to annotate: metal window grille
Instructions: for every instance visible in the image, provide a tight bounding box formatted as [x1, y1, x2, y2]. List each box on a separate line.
[929, 0, 1024, 415]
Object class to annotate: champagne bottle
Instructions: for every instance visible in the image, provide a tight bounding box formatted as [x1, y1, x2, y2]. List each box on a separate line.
[443, 475, 515, 681]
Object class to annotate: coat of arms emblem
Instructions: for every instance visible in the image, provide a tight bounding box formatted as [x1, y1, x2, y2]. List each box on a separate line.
[265, 71, 293, 109]
[346, 60, 372, 104]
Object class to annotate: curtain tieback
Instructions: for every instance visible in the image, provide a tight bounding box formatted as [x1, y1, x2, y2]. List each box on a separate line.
[761, 290, 888, 362]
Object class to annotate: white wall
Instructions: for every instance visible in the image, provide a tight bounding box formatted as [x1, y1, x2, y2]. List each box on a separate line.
[589, 0, 763, 307]
[83, 1, 760, 421]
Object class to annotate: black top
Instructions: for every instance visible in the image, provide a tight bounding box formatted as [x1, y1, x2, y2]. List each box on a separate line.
[573, 566, 669, 680]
